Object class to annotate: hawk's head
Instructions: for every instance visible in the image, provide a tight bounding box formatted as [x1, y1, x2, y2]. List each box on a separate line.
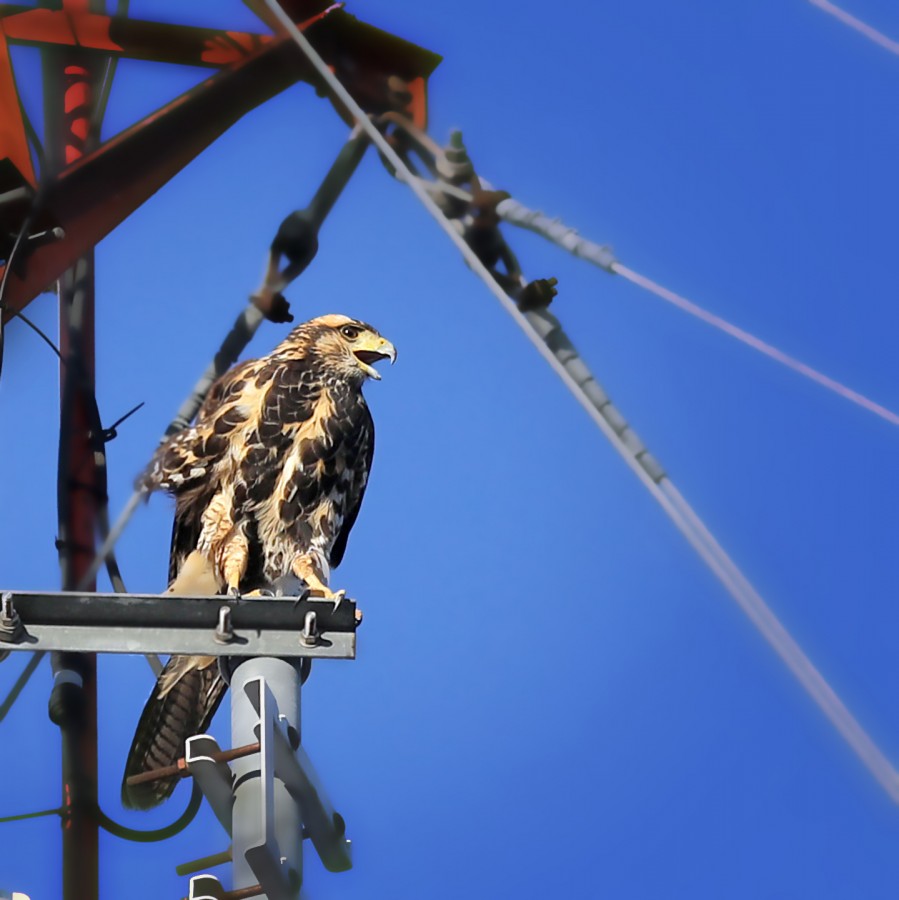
[279, 314, 397, 382]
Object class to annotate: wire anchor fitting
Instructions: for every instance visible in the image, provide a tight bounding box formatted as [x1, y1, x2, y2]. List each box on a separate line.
[375, 116, 556, 310]
[252, 128, 370, 321]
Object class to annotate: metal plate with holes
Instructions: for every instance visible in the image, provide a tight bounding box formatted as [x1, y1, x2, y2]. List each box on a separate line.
[0, 591, 357, 659]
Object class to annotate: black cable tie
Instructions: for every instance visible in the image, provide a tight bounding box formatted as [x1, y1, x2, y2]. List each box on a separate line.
[99, 400, 145, 443]
[66, 477, 108, 502]
[55, 537, 95, 556]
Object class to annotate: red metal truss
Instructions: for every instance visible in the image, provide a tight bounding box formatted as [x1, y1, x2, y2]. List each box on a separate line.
[0, 4, 272, 67]
[0, 1, 440, 323]
[0, 25, 34, 187]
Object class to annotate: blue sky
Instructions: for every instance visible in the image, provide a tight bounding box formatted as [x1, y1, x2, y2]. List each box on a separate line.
[2, 0, 899, 897]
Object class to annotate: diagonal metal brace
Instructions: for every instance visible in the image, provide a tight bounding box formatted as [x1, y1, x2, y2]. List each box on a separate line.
[169, 671, 351, 897]
[242, 677, 297, 900]
[185, 735, 235, 835]
[245, 677, 352, 873]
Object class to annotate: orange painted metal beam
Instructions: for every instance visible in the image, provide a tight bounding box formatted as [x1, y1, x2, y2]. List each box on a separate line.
[0, 1, 440, 322]
[0, 5, 271, 67]
[0, 30, 35, 188]
[0, 34, 302, 322]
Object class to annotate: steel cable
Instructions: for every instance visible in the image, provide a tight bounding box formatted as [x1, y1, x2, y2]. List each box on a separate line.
[494, 193, 899, 428]
[265, 0, 899, 802]
[807, 0, 899, 56]
[611, 263, 899, 427]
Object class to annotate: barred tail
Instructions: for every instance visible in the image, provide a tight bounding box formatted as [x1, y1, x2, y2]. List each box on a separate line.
[121, 655, 226, 810]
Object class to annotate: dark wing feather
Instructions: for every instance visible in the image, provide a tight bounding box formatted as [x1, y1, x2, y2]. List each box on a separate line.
[329, 402, 375, 569]
[124, 469, 227, 808]
[166, 492, 210, 585]
[167, 512, 195, 586]
[121, 659, 225, 809]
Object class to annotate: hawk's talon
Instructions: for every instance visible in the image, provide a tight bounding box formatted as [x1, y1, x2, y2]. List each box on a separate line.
[228, 586, 241, 599]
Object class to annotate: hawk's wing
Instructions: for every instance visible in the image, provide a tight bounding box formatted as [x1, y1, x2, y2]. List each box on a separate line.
[122, 360, 263, 809]
[139, 357, 263, 497]
[167, 502, 201, 586]
[329, 402, 374, 569]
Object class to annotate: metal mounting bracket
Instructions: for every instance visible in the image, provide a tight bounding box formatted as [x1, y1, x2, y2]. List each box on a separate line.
[183, 673, 351, 898]
[246, 678, 351, 873]
[0, 591, 357, 660]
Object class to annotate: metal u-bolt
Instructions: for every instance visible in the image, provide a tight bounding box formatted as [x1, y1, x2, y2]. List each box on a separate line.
[215, 606, 234, 644]
[300, 611, 318, 648]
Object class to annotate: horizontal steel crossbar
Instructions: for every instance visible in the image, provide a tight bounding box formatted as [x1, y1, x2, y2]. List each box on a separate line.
[0, 591, 357, 658]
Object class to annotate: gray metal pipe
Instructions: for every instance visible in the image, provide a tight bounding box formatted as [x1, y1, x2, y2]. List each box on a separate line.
[230, 657, 303, 895]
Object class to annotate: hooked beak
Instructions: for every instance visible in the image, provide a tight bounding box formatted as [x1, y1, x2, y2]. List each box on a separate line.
[353, 336, 397, 381]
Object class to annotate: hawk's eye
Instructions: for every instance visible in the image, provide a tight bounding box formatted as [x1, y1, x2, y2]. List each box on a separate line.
[340, 325, 361, 340]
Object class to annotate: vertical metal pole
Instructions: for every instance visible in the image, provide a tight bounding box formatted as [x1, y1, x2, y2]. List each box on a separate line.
[41, 3, 104, 897]
[52, 253, 100, 900]
[230, 658, 304, 895]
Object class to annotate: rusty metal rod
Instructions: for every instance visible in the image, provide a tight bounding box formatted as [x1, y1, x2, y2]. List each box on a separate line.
[125, 740, 260, 787]
[175, 848, 232, 876]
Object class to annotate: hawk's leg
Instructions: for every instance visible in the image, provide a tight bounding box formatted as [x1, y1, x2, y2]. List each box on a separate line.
[291, 554, 346, 601]
[217, 531, 249, 597]
[199, 491, 244, 593]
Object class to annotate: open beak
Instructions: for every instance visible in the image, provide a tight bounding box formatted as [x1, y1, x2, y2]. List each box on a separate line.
[353, 336, 397, 381]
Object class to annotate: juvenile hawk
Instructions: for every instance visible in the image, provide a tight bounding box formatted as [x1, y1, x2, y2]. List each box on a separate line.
[122, 314, 395, 808]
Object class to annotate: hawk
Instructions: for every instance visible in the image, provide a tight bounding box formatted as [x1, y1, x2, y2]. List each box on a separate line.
[121, 314, 396, 809]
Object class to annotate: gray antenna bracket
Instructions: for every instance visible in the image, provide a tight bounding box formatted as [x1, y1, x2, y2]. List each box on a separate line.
[185, 669, 351, 899]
